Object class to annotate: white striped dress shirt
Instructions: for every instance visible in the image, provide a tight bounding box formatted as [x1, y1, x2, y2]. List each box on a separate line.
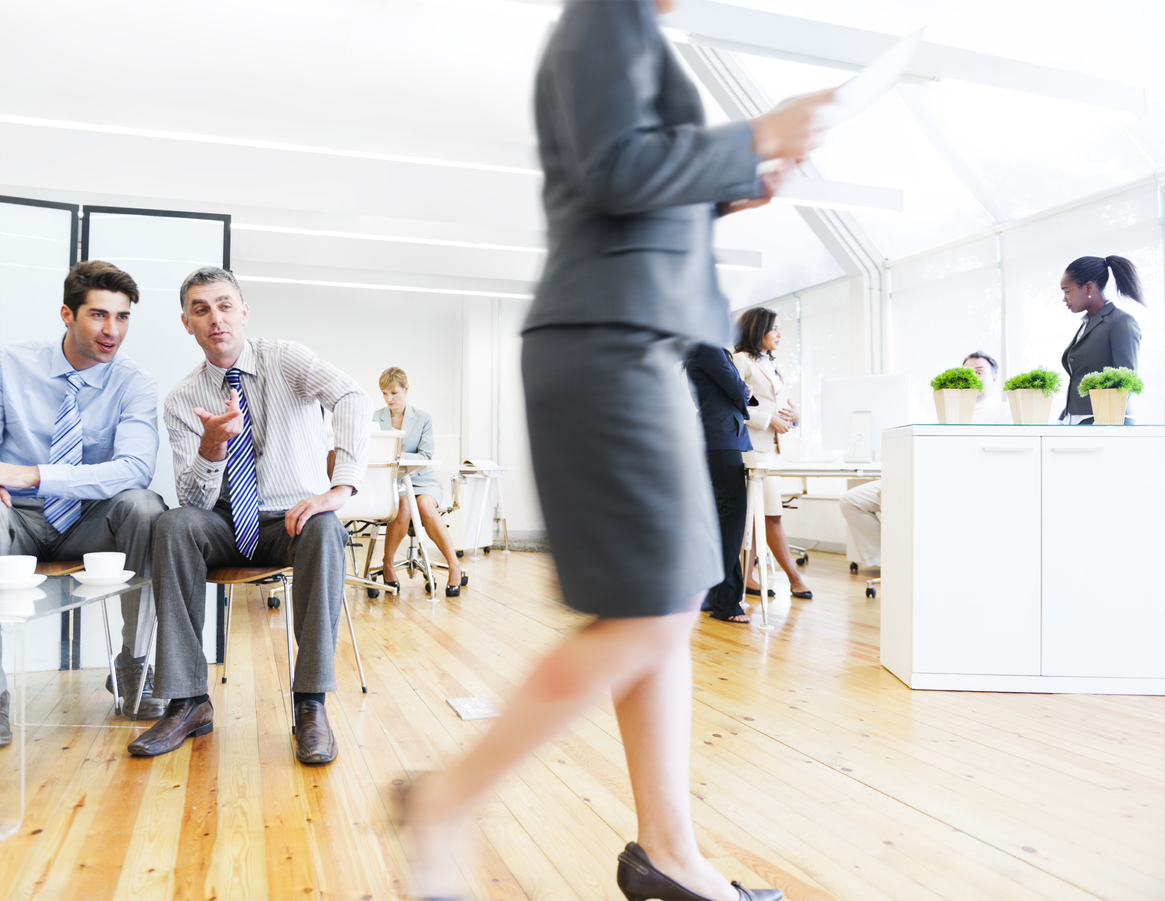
[165, 338, 371, 512]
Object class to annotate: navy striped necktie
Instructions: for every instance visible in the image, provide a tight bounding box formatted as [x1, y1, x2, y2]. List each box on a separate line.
[43, 371, 85, 533]
[225, 368, 260, 558]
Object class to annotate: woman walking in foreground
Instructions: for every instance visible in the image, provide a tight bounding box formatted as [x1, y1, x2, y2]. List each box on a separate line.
[397, 1, 832, 898]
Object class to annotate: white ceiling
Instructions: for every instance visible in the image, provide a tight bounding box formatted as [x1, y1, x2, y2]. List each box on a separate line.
[1, 0, 1161, 305]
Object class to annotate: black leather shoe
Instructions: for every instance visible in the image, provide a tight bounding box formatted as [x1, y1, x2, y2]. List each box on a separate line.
[617, 842, 783, 901]
[791, 590, 813, 600]
[127, 698, 213, 756]
[294, 700, 338, 764]
[745, 586, 776, 598]
[106, 659, 166, 719]
[0, 689, 11, 747]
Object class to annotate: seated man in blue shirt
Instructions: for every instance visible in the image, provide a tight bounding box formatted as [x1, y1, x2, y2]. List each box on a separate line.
[0, 261, 168, 726]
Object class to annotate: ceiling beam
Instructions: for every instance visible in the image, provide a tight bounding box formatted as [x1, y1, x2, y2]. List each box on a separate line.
[664, 0, 1146, 115]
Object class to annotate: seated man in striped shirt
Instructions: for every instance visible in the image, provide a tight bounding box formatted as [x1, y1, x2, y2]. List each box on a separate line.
[128, 267, 370, 765]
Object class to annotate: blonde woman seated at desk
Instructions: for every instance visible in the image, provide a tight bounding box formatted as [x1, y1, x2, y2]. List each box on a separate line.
[372, 367, 466, 597]
[732, 307, 813, 601]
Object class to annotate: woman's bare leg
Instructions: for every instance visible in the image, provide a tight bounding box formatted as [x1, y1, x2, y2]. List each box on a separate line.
[614, 616, 739, 900]
[415, 494, 463, 588]
[764, 515, 809, 593]
[403, 601, 736, 900]
[380, 496, 410, 582]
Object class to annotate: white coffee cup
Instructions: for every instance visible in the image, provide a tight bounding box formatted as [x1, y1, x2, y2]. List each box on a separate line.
[83, 552, 126, 576]
[0, 554, 37, 583]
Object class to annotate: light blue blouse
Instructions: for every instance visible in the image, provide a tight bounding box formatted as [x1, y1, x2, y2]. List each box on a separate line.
[372, 403, 442, 504]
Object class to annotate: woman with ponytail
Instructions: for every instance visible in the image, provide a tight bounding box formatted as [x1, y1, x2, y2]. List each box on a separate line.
[1058, 254, 1145, 423]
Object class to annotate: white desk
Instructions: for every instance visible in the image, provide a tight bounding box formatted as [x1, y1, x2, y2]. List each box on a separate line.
[742, 460, 882, 627]
[881, 424, 1164, 694]
[454, 462, 509, 557]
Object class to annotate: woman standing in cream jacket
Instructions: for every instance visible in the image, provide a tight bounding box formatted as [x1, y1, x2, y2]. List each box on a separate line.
[732, 307, 813, 600]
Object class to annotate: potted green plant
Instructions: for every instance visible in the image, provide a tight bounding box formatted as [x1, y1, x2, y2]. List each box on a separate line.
[1003, 366, 1062, 424]
[1078, 366, 1144, 425]
[930, 367, 984, 424]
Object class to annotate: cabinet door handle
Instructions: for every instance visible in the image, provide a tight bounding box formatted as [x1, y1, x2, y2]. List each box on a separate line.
[1050, 447, 1103, 453]
[982, 447, 1034, 453]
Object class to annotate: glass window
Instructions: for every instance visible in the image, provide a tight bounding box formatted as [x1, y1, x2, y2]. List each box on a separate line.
[1002, 185, 1163, 423]
[888, 236, 1002, 422]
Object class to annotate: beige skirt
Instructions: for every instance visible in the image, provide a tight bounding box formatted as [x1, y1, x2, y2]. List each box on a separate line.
[741, 447, 785, 513]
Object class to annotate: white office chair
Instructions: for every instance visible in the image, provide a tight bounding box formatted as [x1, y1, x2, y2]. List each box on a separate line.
[391, 469, 461, 593]
[337, 429, 405, 598]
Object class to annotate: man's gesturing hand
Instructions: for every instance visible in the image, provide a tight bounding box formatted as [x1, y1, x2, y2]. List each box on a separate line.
[194, 389, 245, 462]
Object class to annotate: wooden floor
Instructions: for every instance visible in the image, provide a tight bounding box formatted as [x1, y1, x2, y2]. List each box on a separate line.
[1, 549, 1162, 901]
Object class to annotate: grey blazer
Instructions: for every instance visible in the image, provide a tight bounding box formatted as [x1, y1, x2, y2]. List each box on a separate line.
[1060, 301, 1142, 419]
[524, 0, 763, 346]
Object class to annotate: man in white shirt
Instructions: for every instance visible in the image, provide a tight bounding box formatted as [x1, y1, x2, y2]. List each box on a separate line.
[127, 267, 369, 765]
[963, 351, 1012, 425]
[840, 350, 1012, 569]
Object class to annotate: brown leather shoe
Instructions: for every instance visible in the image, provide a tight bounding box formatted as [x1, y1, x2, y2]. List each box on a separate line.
[0, 689, 11, 747]
[127, 698, 213, 757]
[294, 700, 337, 764]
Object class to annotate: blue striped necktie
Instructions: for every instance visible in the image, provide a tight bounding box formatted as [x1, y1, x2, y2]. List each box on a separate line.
[43, 372, 85, 533]
[225, 369, 260, 558]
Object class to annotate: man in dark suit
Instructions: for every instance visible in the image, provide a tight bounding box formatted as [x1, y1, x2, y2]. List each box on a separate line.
[687, 343, 755, 622]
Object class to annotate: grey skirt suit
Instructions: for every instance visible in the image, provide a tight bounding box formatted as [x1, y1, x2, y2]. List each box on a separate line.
[524, 0, 764, 617]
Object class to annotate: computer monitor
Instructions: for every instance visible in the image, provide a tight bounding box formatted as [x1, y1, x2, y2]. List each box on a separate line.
[820, 374, 911, 462]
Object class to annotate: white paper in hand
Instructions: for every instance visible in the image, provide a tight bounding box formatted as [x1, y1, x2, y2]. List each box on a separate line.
[815, 29, 925, 130]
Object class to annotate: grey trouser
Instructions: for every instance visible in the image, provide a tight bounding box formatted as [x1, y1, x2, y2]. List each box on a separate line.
[0, 489, 166, 664]
[150, 504, 347, 698]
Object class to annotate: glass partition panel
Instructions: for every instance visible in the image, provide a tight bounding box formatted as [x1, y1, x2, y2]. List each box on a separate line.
[0, 197, 77, 342]
[888, 235, 1002, 423]
[83, 209, 229, 508]
[1002, 186, 1163, 424]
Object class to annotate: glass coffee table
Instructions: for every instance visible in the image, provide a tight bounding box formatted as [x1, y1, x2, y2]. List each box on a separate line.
[0, 572, 149, 841]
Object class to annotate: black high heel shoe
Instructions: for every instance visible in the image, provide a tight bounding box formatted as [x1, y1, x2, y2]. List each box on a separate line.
[445, 573, 468, 598]
[617, 843, 783, 901]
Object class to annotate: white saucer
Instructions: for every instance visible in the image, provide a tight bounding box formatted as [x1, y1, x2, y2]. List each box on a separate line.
[0, 574, 47, 590]
[72, 569, 135, 587]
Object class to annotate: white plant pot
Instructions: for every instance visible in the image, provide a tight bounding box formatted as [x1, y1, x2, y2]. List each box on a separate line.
[1089, 388, 1129, 425]
[1006, 389, 1054, 425]
[933, 389, 979, 424]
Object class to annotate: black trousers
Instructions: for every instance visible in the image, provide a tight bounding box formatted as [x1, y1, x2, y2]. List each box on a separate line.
[704, 449, 748, 617]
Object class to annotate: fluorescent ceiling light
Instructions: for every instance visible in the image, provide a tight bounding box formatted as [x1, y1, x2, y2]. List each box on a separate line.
[235, 222, 761, 267]
[236, 274, 534, 300]
[774, 176, 904, 213]
[0, 114, 541, 177]
[233, 222, 545, 254]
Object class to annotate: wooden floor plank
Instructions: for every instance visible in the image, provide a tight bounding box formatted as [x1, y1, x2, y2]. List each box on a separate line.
[1, 549, 1161, 901]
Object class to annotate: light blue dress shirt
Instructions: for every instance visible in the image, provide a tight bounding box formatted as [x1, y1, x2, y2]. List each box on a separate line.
[0, 338, 159, 499]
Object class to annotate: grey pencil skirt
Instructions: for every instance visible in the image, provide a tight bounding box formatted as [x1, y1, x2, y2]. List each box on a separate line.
[521, 324, 723, 618]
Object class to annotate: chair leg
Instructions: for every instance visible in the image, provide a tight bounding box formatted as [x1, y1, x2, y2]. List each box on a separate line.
[363, 526, 380, 581]
[342, 593, 368, 693]
[133, 616, 158, 718]
[280, 574, 296, 737]
[221, 585, 234, 684]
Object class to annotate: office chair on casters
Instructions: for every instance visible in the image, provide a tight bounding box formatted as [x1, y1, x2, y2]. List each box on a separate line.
[393, 471, 462, 594]
[780, 492, 810, 566]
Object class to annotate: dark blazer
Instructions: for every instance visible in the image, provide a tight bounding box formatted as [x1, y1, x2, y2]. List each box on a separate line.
[686, 344, 753, 452]
[524, 0, 762, 346]
[1060, 301, 1142, 419]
